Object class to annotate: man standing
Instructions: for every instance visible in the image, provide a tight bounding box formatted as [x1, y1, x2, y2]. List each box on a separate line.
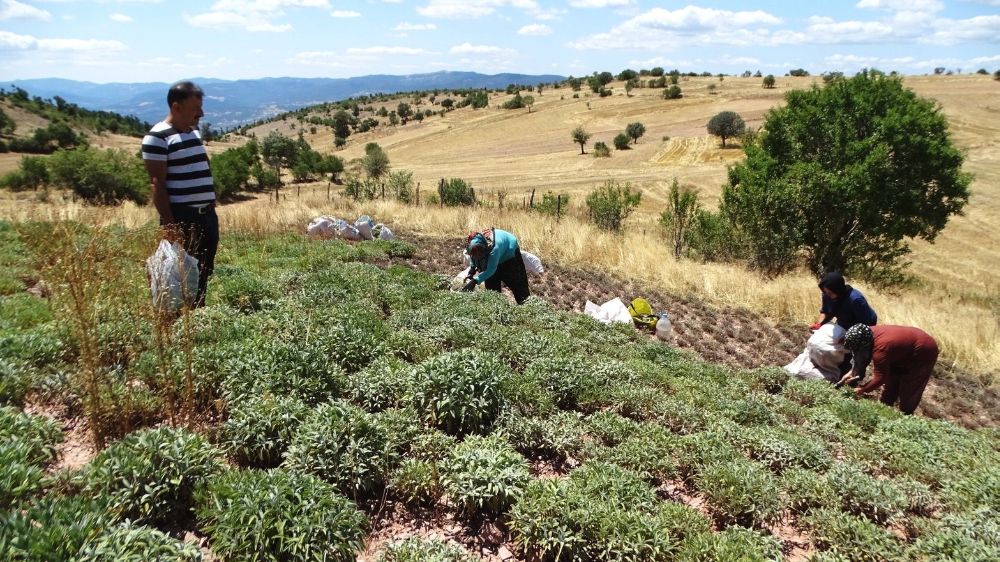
[141, 81, 218, 307]
[840, 324, 940, 415]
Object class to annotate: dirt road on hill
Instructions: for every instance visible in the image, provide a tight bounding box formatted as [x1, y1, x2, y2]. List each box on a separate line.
[383, 234, 1000, 429]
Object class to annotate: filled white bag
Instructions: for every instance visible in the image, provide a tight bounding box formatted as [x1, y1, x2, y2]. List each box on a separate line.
[332, 218, 361, 241]
[146, 240, 199, 313]
[307, 216, 337, 238]
[521, 250, 544, 274]
[783, 323, 847, 382]
[375, 224, 395, 240]
[584, 297, 633, 325]
[355, 215, 375, 241]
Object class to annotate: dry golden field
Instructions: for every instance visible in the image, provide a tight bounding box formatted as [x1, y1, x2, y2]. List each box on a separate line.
[2, 74, 998, 382]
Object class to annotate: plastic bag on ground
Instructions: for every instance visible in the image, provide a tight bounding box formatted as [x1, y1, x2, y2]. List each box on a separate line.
[521, 250, 544, 274]
[450, 267, 473, 291]
[783, 323, 847, 382]
[335, 218, 361, 241]
[355, 215, 375, 241]
[375, 224, 394, 240]
[584, 297, 633, 325]
[146, 239, 199, 314]
[307, 216, 338, 238]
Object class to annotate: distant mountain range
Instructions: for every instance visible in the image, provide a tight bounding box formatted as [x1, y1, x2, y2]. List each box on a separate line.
[5, 71, 565, 129]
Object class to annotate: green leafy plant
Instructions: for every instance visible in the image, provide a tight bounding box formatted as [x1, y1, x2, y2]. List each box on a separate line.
[196, 469, 366, 562]
[218, 394, 310, 468]
[677, 526, 782, 562]
[0, 440, 47, 508]
[780, 468, 837, 515]
[80, 426, 222, 524]
[0, 495, 112, 561]
[441, 434, 529, 517]
[377, 538, 472, 562]
[344, 357, 409, 412]
[825, 463, 905, 524]
[800, 508, 905, 562]
[585, 180, 641, 232]
[437, 178, 475, 206]
[390, 459, 442, 507]
[409, 351, 508, 436]
[523, 354, 599, 411]
[76, 520, 202, 562]
[695, 459, 781, 528]
[0, 406, 63, 466]
[282, 400, 393, 498]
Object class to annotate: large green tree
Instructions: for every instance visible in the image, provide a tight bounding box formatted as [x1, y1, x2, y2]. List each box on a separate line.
[706, 111, 745, 148]
[721, 70, 971, 283]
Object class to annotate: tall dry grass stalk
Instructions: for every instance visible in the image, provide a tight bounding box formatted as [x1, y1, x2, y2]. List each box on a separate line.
[5, 186, 997, 383]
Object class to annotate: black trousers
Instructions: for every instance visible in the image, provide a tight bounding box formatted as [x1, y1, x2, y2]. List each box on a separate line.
[168, 204, 219, 307]
[483, 247, 531, 304]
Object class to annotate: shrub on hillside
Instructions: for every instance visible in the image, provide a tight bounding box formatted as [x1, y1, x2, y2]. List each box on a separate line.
[695, 459, 782, 528]
[437, 177, 475, 206]
[825, 463, 905, 524]
[593, 141, 611, 157]
[214, 267, 279, 312]
[409, 351, 508, 436]
[780, 468, 838, 514]
[1, 440, 47, 508]
[737, 427, 833, 473]
[378, 538, 473, 562]
[80, 426, 222, 525]
[942, 464, 1000, 512]
[76, 520, 202, 562]
[390, 458, 442, 507]
[0, 406, 63, 466]
[220, 337, 345, 405]
[800, 508, 905, 562]
[196, 469, 366, 562]
[343, 357, 409, 412]
[523, 354, 599, 411]
[586, 180, 641, 232]
[441, 434, 530, 517]
[0, 496, 112, 561]
[282, 400, 393, 498]
[47, 147, 148, 205]
[218, 394, 310, 468]
[613, 133, 631, 150]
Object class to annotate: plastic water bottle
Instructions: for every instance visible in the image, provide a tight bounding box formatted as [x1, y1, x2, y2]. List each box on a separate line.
[655, 312, 672, 342]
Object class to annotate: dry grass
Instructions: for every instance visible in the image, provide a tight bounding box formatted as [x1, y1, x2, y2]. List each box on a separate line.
[1, 74, 997, 383]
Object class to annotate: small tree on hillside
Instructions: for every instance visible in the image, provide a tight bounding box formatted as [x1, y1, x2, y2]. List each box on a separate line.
[994, 69, 1000, 81]
[707, 111, 746, 148]
[626, 122, 646, 144]
[586, 180, 641, 232]
[659, 179, 701, 258]
[0, 108, 15, 136]
[523, 95, 535, 113]
[763, 75, 776, 89]
[571, 126, 591, 154]
[397, 103, 413, 124]
[613, 133, 631, 150]
[593, 141, 611, 158]
[624, 79, 636, 97]
[332, 110, 351, 138]
[663, 85, 683, 99]
[362, 142, 390, 180]
[261, 131, 298, 179]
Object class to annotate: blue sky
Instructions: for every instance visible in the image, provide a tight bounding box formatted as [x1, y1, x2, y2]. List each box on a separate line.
[1, 0, 998, 83]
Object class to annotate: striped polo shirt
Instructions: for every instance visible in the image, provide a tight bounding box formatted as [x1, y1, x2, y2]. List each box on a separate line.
[141, 121, 216, 205]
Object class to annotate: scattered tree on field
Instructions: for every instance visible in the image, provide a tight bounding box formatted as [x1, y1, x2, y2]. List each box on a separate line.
[593, 141, 611, 158]
[523, 95, 535, 113]
[0, 108, 15, 136]
[663, 85, 683, 99]
[721, 70, 971, 283]
[624, 79, 636, 97]
[788, 68, 810, 77]
[397, 103, 413, 124]
[261, 131, 298, 175]
[332, 110, 351, 139]
[707, 111, 746, 148]
[362, 142, 390, 180]
[763, 75, 776, 89]
[995, 70, 1000, 81]
[571, 126, 591, 154]
[626, 122, 645, 144]
[440, 98, 454, 110]
[613, 133, 631, 150]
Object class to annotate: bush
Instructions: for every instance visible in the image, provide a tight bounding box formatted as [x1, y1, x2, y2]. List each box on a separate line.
[523, 354, 599, 411]
[220, 337, 346, 405]
[695, 459, 781, 528]
[738, 427, 833, 473]
[780, 468, 837, 514]
[441, 434, 529, 517]
[76, 521, 202, 562]
[800, 508, 905, 562]
[409, 351, 509, 436]
[0, 495, 112, 561]
[378, 538, 472, 562]
[80, 426, 222, 525]
[437, 177, 475, 206]
[613, 133, 631, 150]
[47, 147, 148, 205]
[282, 400, 393, 498]
[942, 464, 1000, 511]
[825, 463, 905, 524]
[218, 394, 310, 468]
[664, 85, 683, 99]
[215, 268, 278, 312]
[390, 458, 442, 507]
[585, 180, 641, 232]
[593, 141, 610, 157]
[0, 440, 46, 508]
[196, 469, 366, 562]
[677, 526, 782, 562]
[343, 357, 409, 412]
[0, 405, 63, 466]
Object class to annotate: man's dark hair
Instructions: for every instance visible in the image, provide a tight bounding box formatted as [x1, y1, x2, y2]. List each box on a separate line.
[167, 81, 204, 106]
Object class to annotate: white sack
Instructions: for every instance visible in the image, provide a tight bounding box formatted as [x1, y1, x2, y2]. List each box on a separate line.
[783, 323, 847, 382]
[146, 239, 199, 314]
[335, 218, 361, 241]
[521, 251, 544, 275]
[355, 215, 375, 241]
[584, 297, 633, 325]
[376, 224, 395, 240]
[307, 216, 337, 238]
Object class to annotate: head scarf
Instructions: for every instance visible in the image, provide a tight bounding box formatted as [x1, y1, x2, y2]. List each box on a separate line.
[819, 270, 849, 298]
[466, 232, 490, 271]
[843, 323, 874, 351]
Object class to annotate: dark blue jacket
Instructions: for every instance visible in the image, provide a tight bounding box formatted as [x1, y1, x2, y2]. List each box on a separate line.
[821, 287, 877, 330]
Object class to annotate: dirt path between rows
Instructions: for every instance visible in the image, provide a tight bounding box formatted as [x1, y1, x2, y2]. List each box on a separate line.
[382, 234, 1000, 430]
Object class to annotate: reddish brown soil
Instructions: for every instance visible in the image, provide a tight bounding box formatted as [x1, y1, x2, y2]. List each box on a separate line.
[383, 234, 1000, 429]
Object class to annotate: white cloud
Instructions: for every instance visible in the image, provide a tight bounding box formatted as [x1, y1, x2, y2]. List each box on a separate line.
[969, 53, 1000, 65]
[855, 0, 943, 12]
[925, 14, 1000, 44]
[630, 6, 781, 31]
[568, 0, 631, 8]
[288, 50, 347, 67]
[517, 23, 551, 35]
[0, 0, 53, 21]
[109, 12, 132, 22]
[0, 30, 127, 51]
[345, 45, 435, 55]
[331, 10, 358, 17]
[394, 22, 437, 31]
[185, 0, 331, 32]
[449, 42, 506, 54]
[417, 0, 548, 19]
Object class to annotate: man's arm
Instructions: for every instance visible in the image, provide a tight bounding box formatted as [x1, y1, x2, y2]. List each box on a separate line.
[144, 159, 173, 225]
[473, 249, 501, 284]
[854, 348, 884, 395]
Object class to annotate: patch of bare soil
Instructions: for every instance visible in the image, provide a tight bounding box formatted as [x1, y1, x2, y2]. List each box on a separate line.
[382, 234, 999, 430]
[23, 403, 97, 473]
